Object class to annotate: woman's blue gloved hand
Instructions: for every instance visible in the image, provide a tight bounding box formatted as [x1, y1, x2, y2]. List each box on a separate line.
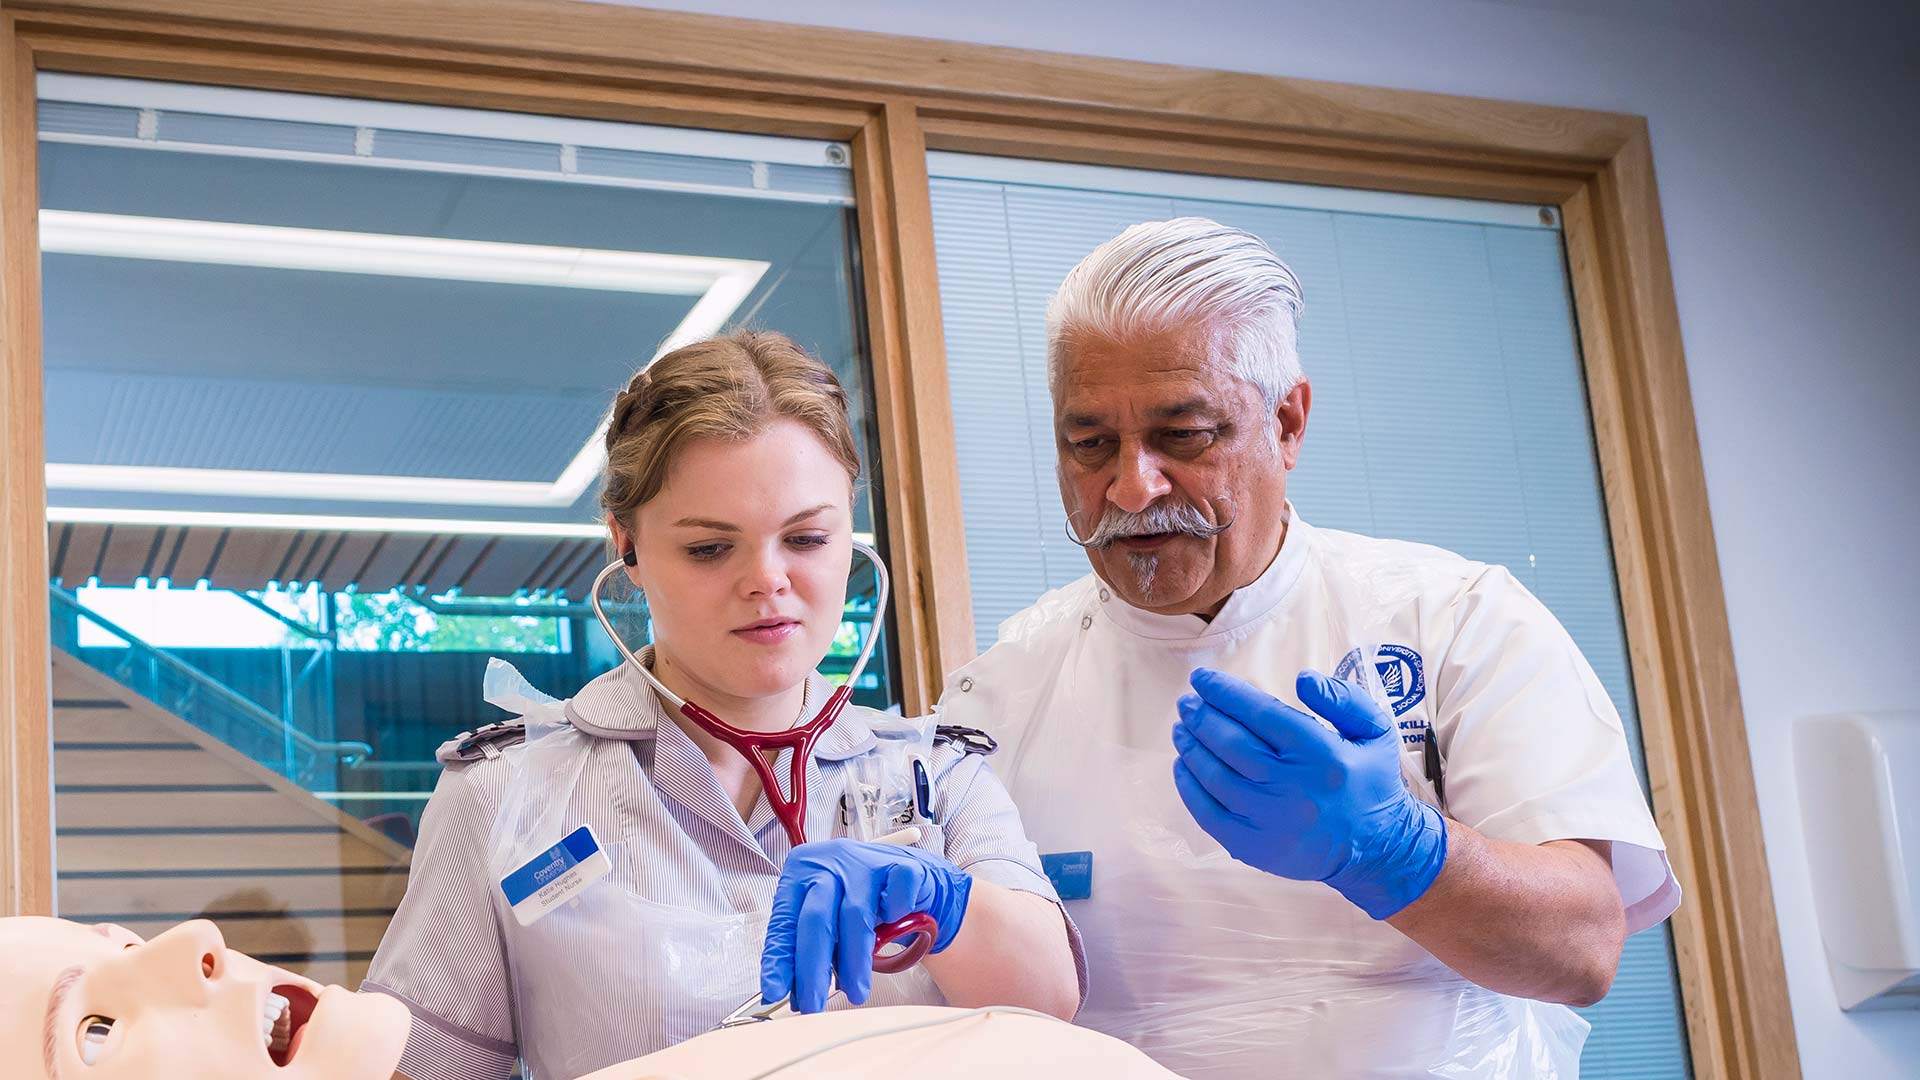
[759, 838, 972, 1012]
[1172, 667, 1448, 919]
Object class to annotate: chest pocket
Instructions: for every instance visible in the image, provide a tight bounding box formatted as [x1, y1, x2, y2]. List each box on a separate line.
[1339, 641, 1447, 814]
[906, 821, 949, 859]
[1392, 708, 1446, 813]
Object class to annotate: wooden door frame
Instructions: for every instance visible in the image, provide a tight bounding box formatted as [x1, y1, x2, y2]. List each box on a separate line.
[0, 3, 1797, 1076]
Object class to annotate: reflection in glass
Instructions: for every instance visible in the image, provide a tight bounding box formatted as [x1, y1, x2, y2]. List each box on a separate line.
[40, 75, 885, 988]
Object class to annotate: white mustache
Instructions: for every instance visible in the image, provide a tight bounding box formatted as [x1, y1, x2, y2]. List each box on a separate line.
[1077, 498, 1228, 549]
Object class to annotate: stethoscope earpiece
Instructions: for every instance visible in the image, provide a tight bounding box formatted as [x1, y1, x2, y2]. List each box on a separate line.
[621, 547, 638, 567]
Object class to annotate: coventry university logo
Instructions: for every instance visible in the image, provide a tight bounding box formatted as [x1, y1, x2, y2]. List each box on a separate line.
[1334, 643, 1427, 717]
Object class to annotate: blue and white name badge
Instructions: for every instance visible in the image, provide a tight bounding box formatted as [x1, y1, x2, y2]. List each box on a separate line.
[1041, 850, 1094, 901]
[500, 825, 611, 927]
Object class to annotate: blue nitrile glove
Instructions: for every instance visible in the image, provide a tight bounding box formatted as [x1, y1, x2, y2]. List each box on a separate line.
[1171, 667, 1448, 919]
[759, 838, 973, 1012]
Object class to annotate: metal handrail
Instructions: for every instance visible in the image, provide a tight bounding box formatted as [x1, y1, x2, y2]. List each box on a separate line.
[412, 590, 648, 620]
[237, 590, 332, 641]
[348, 760, 443, 773]
[48, 586, 372, 765]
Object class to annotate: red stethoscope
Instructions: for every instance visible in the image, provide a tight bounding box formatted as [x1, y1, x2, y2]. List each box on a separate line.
[589, 538, 934, 976]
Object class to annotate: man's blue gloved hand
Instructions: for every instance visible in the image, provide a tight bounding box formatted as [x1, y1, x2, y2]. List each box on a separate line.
[760, 838, 972, 1012]
[1171, 667, 1448, 919]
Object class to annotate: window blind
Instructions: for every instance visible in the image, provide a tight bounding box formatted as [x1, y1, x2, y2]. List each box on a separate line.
[37, 74, 854, 205]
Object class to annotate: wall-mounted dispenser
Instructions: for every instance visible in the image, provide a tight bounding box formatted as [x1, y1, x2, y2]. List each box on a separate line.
[1795, 712, 1920, 1009]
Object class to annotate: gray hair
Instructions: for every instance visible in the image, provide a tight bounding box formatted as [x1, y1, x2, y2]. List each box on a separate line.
[1045, 217, 1305, 408]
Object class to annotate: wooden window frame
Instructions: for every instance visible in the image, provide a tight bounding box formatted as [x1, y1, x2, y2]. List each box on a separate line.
[0, 2, 1796, 1077]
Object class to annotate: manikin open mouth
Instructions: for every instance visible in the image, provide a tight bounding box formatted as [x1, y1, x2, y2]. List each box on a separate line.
[262, 983, 319, 1067]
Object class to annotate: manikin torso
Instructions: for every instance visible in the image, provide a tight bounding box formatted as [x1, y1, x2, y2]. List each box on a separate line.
[585, 1006, 1182, 1080]
[1, 917, 1182, 1080]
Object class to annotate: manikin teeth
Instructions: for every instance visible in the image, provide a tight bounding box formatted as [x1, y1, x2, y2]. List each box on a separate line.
[263, 992, 291, 1054]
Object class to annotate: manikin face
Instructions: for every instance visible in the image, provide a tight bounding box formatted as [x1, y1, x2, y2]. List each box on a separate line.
[609, 418, 856, 709]
[1053, 323, 1310, 617]
[0, 917, 409, 1080]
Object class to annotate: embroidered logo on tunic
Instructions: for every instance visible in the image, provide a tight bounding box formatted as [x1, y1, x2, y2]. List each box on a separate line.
[1334, 643, 1427, 718]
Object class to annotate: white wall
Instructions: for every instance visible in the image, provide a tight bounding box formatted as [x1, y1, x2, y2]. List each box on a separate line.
[594, 1, 1920, 1072]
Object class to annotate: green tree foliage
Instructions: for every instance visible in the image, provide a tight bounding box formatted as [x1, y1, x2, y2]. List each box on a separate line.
[334, 591, 561, 653]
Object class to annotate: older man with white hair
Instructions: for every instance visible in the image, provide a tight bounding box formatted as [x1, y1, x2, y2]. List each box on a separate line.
[935, 218, 1677, 1078]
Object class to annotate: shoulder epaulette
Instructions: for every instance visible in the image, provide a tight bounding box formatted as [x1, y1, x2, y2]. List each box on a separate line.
[933, 724, 998, 756]
[436, 719, 529, 764]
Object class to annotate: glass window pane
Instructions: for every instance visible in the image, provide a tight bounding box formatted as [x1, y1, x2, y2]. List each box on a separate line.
[39, 74, 895, 990]
[929, 153, 1690, 1079]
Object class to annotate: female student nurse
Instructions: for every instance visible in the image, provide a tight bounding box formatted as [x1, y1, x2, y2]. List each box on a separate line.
[362, 331, 1082, 1080]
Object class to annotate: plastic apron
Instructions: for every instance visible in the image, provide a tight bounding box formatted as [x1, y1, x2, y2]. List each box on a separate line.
[480, 663, 940, 1080]
[972, 582, 1588, 1079]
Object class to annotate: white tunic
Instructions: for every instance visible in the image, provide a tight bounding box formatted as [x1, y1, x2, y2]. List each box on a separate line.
[935, 510, 1677, 1079]
[366, 661, 1082, 1080]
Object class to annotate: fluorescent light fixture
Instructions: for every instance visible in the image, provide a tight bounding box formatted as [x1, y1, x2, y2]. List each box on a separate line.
[47, 464, 570, 507]
[40, 210, 768, 508]
[45, 505, 607, 538]
[40, 210, 767, 295]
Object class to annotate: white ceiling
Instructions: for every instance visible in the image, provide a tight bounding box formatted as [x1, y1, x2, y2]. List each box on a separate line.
[39, 140, 865, 527]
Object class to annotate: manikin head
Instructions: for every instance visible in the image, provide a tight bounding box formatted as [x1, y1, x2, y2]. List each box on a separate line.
[600, 330, 862, 713]
[1047, 217, 1312, 617]
[0, 916, 409, 1080]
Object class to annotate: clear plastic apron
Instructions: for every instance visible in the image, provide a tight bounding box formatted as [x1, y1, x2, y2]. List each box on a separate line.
[994, 605, 1588, 1079]
[482, 664, 939, 1080]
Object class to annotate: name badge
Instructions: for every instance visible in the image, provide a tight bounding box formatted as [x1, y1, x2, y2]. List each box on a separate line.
[1041, 850, 1094, 901]
[500, 825, 610, 927]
